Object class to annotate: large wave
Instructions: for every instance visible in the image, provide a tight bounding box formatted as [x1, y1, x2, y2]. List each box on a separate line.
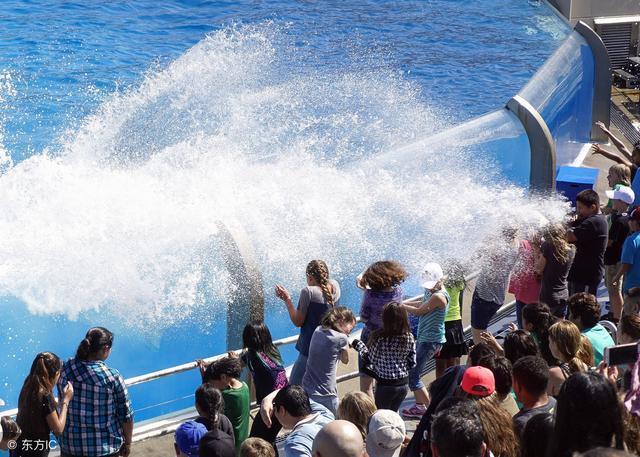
[0, 23, 569, 327]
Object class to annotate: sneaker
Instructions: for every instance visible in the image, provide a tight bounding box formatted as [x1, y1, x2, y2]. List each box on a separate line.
[401, 403, 427, 419]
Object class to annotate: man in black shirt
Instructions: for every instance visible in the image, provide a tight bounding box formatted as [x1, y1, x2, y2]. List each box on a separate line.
[567, 190, 608, 296]
[604, 186, 634, 320]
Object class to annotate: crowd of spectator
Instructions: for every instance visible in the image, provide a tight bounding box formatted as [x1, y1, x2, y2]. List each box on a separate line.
[6, 123, 640, 457]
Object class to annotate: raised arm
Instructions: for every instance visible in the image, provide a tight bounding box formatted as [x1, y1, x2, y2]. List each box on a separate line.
[402, 293, 446, 316]
[592, 144, 633, 167]
[47, 382, 74, 435]
[597, 121, 633, 159]
[275, 285, 306, 327]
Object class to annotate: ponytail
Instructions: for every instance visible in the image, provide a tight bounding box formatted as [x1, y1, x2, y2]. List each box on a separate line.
[195, 384, 224, 430]
[522, 303, 557, 365]
[75, 327, 113, 360]
[549, 320, 586, 374]
[306, 260, 334, 307]
[17, 352, 61, 430]
[320, 306, 356, 332]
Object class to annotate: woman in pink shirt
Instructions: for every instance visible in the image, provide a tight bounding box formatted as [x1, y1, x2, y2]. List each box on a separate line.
[509, 237, 542, 328]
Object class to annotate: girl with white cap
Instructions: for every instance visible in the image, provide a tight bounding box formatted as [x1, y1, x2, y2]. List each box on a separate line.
[400, 263, 449, 419]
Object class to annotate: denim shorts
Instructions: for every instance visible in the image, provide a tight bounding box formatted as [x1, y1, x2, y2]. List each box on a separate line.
[470, 291, 501, 330]
[408, 341, 442, 391]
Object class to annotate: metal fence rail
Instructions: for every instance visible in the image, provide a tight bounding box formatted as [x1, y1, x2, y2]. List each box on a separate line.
[1, 271, 515, 448]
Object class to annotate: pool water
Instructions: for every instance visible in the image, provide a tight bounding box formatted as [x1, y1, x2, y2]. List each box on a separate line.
[0, 0, 570, 423]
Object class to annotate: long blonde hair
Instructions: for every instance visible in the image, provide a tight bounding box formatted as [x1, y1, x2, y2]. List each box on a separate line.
[306, 260, 334, 306]
[337, 392, 377, 439]
[543, 223, 573, 264]
[577, 334, 595, 367]
[549, 321, 588, 374]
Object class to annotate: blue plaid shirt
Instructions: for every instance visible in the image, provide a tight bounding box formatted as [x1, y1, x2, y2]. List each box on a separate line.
[58, 358, 134, 456]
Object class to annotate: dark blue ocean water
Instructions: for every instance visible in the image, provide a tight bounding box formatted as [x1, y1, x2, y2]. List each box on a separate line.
[0, 0, 569, 425]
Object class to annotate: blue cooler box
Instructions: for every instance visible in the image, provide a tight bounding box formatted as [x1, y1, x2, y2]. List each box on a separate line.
[556, 166, 598, 207]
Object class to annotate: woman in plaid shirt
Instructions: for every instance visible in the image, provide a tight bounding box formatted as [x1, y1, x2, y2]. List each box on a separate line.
[352, 301, 416, 412]
[58, 327, 134, 457]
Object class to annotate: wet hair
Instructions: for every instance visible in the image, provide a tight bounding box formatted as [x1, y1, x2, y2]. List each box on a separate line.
[360, 260, 407, 291]
[468, 342, 497, 366]
[17, 352, 62, 430]
[576, 189, 600, 209]
[476, 397, 519, 457]
[542, 223, 573, 265]
[195, 384, 224, 429]
[521, 303, 557, 365]
[503, 330, 539, 365]
[431, 400, 484, 457]
[520, 413, 554, 457]
[620, 314, 640, 342]
[240, 437, 275, 457]
[273, 385, 311, 417]
[549, 320, 587, 375]
[306, 260, 334, 306]
[320, 306, 356, 332]
[512, 356, 550, 396]
[568, 293, 601, 329]
[609, 164, 632, 187]
[242, 321, 283, 364]
[337, 391, 377, 439]
[203, 356, 242, 382]
[549, 372, 625, 457]
[75, 327, 113, 360]
[1, 416, 21, 442]
[443, 260, 466, 289]
[478, 355, 512, 396]
[577, 334, 595, 367]
[369, 301, 411, 346]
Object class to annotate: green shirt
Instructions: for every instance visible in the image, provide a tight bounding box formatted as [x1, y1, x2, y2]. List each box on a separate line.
[222, 382, 250, 455]
[582, 324, 615, 366]
[444, 283, 463, 322]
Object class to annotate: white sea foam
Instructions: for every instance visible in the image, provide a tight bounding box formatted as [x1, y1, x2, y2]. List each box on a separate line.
[0, 24, 570, 327]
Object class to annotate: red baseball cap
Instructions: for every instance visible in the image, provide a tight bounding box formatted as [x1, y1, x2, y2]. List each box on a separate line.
[631, 208, 640, 221]
[461, 366, 495, 397]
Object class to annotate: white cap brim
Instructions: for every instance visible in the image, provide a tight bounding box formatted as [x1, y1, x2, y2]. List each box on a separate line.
[420, 280, 438, 289]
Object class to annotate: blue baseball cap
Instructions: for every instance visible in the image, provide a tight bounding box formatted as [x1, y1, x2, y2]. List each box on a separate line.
[175, 420, 208, 457]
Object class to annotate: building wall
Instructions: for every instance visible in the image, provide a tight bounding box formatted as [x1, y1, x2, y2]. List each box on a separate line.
[549, 0, 640, 26]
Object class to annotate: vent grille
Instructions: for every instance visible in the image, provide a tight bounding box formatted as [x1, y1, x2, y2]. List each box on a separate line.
[599, 23, 634, 69]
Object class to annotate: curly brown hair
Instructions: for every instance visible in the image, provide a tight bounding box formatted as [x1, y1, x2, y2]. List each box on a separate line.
[360, 260, 407, 291]
[476, 396, 520, 457]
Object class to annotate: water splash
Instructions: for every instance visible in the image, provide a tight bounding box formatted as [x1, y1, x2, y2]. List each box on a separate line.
[0, 23, 569, 328]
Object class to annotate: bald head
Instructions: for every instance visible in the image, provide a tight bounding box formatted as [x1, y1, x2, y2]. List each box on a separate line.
[312, 420, 365, 457]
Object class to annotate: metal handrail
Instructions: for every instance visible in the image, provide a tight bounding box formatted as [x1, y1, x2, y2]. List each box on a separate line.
[0, 271, 483, 421]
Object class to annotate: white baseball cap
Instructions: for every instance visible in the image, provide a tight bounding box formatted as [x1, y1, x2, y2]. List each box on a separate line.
[606, 186, 635, 205]
[366, 410, 406, 457]
[420, 262, 444, 289]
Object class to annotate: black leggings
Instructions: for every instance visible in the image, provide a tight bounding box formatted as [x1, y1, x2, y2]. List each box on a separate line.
[250, 411, 282, 456]
[375, 383, 408, 412]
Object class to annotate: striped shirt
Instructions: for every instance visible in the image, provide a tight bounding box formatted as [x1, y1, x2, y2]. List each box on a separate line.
[417, 289, 450, 344]
[58, 358, 134, 457]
